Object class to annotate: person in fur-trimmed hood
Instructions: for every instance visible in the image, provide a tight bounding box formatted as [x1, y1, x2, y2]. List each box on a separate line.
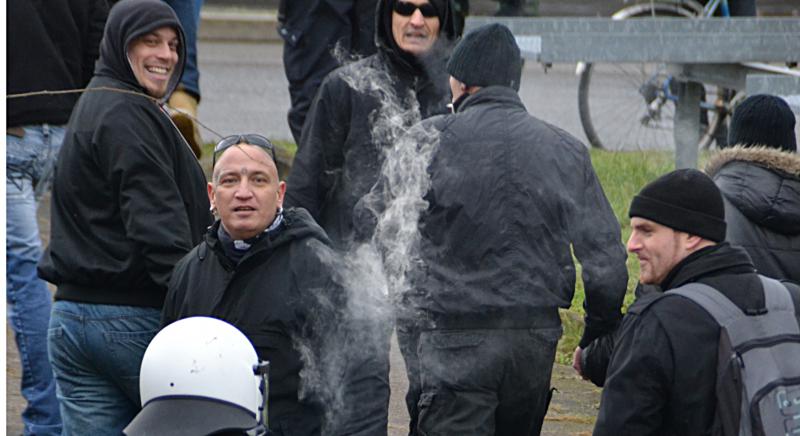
[705, 94, 799, 284]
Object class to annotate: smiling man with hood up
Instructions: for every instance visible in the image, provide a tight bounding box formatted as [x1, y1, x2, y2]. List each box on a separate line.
[38, 0, 212, 433]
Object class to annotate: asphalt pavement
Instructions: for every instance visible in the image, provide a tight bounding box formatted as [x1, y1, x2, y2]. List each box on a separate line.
[195, 40, 589, 146]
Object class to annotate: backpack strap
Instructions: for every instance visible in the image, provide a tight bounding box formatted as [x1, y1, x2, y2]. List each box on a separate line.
[761, 276, 795, 315]
[668, 282, 742, 329]
[669, 276, 800, 340]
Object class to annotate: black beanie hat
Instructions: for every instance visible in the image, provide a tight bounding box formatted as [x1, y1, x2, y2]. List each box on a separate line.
[447, 23, 522, 91]
[629, 169, 726, 242]
[727, 94, 797, 152]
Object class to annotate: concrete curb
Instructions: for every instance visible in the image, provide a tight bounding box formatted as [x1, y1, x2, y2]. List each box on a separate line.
[199, 8, 281, 42]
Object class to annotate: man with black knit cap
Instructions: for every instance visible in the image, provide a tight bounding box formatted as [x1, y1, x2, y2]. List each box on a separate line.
[706, 94, 799, 284]
[38, 0, 212, 433]
[594, 168, 800, 435]
[394, 23, 627, 435]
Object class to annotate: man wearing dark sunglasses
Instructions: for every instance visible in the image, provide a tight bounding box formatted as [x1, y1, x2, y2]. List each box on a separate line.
[162, 135, 378, 435]
[285, 0, 459, 433]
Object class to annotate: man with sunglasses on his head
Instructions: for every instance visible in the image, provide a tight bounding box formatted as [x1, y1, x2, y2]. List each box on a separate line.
[162, 135, 370, 435]
[37, 0, 212, 433]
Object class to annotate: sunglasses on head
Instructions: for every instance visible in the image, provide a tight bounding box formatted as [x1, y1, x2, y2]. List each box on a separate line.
[212, 134, 279, 177]
[393, 0, 438, 18]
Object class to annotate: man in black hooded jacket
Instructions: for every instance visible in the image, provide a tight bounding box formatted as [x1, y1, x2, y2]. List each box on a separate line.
[593, 169, 800, 435]
[285, 0, 458, 247]
[285, 1, 459, 432]
[38, 0, 212, 433]
[391, 24, 627, 435]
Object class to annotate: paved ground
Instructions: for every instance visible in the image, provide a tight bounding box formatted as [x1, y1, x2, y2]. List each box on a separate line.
[196, 41, 588, 146]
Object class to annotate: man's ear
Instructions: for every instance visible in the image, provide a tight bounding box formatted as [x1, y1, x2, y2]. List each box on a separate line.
[276, 181, 287, 207]
[207, 182, 215, 210]
[684, 233, 714, 253]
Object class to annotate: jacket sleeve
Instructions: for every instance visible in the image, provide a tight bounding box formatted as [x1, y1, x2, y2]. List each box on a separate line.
[94, 104, 196, 291]
[284, 74, 350, 221]
[571, 151, 628, 348]
[593, 311, 674, 435]
[581, 286, 661, 386]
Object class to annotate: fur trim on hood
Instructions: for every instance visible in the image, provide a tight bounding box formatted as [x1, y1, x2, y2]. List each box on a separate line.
[705, 145, 800, 179]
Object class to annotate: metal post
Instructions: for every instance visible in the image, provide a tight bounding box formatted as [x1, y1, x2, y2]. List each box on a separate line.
[673, 81, 704, 169]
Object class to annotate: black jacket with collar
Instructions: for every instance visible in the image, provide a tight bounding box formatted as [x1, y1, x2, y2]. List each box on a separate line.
[706, 146, 800, 284]
[38, 0, 212, 308]
[594, 243, 800, 436]
[162, 208, 387, 436]
[284, 0, 458, 248]
[401, 86, 627, 346]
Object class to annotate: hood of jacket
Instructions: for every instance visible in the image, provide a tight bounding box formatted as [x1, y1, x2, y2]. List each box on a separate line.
[206, 207, 331, 260]
[706, 146, 800, 235]
[94, 0, 185, 102]
[374, 0, 459, 76]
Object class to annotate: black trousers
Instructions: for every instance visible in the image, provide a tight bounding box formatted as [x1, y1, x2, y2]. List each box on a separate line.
[400, 326, 562, 436]
[280, 0, 376, 144]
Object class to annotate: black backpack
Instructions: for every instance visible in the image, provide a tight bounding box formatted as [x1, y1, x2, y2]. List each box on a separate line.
[667, 276, 800, 436]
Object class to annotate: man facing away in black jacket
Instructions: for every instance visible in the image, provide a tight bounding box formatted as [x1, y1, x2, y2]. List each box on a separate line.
[38, 0, 212, 433]
[593, 169, 800, 435]
[389, 23, 627, 435]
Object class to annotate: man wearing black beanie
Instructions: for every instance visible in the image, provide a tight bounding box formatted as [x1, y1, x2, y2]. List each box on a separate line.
[706, 94, 800, 284]
[594, 168, 800, 436]
[391, 23, 628, 435]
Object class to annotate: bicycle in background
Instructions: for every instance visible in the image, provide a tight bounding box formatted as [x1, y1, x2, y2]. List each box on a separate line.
[577, 0, 752, 151]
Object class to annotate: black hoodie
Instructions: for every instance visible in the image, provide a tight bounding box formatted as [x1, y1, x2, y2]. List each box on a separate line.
[38, 0, 212, 308]
[285, 0, 459, 247]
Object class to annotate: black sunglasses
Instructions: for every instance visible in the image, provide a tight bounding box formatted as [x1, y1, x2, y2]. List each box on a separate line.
[393, 1, 438, 18]
[212, 134, 279, 177]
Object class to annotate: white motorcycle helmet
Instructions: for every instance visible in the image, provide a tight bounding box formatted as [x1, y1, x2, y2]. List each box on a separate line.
[124, 316, 269, 436]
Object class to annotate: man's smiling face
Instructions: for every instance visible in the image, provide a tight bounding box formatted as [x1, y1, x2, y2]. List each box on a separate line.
[127, 27, 179, 98]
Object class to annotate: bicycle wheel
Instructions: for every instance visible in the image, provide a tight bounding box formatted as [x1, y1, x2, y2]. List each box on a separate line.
[577, 1, 727, 151]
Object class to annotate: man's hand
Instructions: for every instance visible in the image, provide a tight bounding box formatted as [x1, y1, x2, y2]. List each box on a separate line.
[572, 346, 586, 379]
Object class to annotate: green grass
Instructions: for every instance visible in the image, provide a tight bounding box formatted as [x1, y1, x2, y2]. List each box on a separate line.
[204, 139, 678, 364]
[555, 149, 674, 364]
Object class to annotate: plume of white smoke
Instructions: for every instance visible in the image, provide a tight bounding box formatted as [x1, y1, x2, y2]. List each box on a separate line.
[294, 42, 449, 433]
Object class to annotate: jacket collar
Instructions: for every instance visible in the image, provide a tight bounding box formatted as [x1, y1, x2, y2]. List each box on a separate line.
[455, 86, 526, 113]
[660, 242, 755, 291]
[705, 145, 800, 179]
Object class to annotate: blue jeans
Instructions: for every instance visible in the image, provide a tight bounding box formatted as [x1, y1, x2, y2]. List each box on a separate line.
[48, 301, 161, 435]
[7, 124, 65, 436]
[164, 0, 204, 98]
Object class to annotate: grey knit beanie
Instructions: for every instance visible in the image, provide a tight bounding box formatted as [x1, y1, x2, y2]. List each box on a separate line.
[727, 94, 797, 152]
[447, 23, 522, 91]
